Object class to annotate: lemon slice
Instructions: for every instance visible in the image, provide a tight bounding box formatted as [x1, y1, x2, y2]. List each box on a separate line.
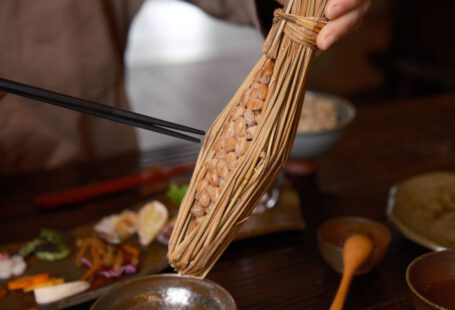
[138, 201, 168, 246]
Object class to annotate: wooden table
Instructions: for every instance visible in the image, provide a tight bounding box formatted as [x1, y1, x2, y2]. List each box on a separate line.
[1, 93, 455, 309]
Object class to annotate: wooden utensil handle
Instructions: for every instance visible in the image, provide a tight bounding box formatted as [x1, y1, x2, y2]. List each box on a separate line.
[34, 163, 194, 209]
[330, 269, 355, 310]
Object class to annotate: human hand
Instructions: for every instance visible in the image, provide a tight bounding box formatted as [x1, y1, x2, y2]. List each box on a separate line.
[276, 0, 371, 50]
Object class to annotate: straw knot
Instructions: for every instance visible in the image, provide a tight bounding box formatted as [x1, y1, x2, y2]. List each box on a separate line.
[263, 8, 327, 57]
[274, 9, 326, 49]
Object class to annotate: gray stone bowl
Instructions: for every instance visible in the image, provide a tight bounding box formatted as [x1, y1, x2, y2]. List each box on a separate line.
[290, 92, 356, 160]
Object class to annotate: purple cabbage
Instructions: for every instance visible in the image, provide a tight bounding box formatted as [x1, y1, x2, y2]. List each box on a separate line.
[81, 257, 138, 278]
[157, 223, 174, 245]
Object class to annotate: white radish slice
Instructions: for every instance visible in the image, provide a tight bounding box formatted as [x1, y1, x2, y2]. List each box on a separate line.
[34, 281, 90, 304]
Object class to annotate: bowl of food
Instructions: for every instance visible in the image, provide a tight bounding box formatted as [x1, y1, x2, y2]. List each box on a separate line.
[406, 250, 455, 310]
[290, 92, 356, 160]
[317, 216, 391, 275]
[91, 274, 236, 310]
[387, 172, 455, 251]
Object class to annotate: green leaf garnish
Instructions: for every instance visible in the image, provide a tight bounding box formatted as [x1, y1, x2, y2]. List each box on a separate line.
[166, 184, 188, 205]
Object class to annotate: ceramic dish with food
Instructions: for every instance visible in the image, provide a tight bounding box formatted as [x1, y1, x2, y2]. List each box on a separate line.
[0, 198, 175, 310]
[290, 92, 356, 160]
[387, 172, 455, 251]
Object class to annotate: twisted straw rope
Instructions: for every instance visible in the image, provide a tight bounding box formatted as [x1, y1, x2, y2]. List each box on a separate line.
[276, 10, 327, 49]
[264, 9, 327, 58]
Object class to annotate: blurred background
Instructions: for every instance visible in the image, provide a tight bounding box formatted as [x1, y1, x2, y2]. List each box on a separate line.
[126, 0, 263, 150]
[127, 0, 455, 151]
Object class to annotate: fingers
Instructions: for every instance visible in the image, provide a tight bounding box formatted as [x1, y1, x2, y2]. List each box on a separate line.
[274, 0, 371, 50]
[325, 0, 363, 20]
[317, 0, 371, 50]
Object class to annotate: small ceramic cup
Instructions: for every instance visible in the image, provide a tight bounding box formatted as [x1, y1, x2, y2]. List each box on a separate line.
[406, 250, 455, 310]
[317, 216, 391, 274]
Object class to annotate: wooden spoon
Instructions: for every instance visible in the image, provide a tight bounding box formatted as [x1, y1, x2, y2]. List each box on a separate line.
[330, 234, 373, 310]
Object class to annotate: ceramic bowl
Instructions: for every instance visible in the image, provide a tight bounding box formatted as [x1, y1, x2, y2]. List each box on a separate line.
[387, 172, 455, 251]
[91, 274, 236, 310]
[290, 92, 356, 160]
[317, 216, 391, 274]
[406, 250, 455, 310]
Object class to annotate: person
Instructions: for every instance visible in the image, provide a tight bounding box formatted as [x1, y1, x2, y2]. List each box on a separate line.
[0, 0, 370, 174]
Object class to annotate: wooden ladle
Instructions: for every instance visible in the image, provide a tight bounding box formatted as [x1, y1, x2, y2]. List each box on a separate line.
[330, 234, 373, 310]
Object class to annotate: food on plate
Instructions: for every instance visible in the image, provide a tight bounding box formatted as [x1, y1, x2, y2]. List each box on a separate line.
[391, 172, 455, 249]
[166, 184, 188, 205]
[94, 201, 168, 246]
[23, 277, 64, 292]
[138, 201, 168, 246]
[33, 281, 90, 305]
[297, 94, 337, 133]
[0, 253, 26, 280]
[76, 236, 139, 281]
[94, 210, 138, 244]
[7, 273, 50, 291]
[19, 228, 70, 261]
[19, 240, 41, 257]
[0, 199, 172, 306]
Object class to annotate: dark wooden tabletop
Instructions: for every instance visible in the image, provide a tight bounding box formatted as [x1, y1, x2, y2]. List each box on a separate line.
[1, 93, 455, 309]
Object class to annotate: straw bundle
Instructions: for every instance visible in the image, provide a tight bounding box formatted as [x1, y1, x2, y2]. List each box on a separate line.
[168, 0, 328, 278]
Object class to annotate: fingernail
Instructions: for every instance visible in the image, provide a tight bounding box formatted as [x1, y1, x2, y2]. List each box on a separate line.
[322, 34, 337, 50]
[328, 4, 344, 18]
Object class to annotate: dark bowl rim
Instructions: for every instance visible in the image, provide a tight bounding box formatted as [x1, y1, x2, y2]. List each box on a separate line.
[296, 92, 356, 136]
[91, 273, 237, 310]
[405, 250, 455, 310]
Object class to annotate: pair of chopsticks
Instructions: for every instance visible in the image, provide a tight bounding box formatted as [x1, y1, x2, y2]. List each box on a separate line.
[0, 78, 204, 143]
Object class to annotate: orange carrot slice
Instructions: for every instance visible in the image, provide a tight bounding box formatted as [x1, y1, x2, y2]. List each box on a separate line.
[8, 273, 50, 290]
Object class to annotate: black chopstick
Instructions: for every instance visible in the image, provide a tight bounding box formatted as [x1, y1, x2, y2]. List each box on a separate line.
[0, 78, 205, 143]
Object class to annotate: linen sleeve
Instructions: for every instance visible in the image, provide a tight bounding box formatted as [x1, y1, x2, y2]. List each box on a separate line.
[189, 0, 281, 35]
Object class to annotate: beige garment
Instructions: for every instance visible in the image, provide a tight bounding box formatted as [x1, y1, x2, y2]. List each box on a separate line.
[0, 0, 268, 174]
[191, 0, 259, 27]
[191, 0, 280, 34]
[0, 0, 142, 173]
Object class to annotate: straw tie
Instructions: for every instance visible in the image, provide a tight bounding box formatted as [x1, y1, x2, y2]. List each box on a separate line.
[263, 9, 327, 58]
[276, 10, 326, 48]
